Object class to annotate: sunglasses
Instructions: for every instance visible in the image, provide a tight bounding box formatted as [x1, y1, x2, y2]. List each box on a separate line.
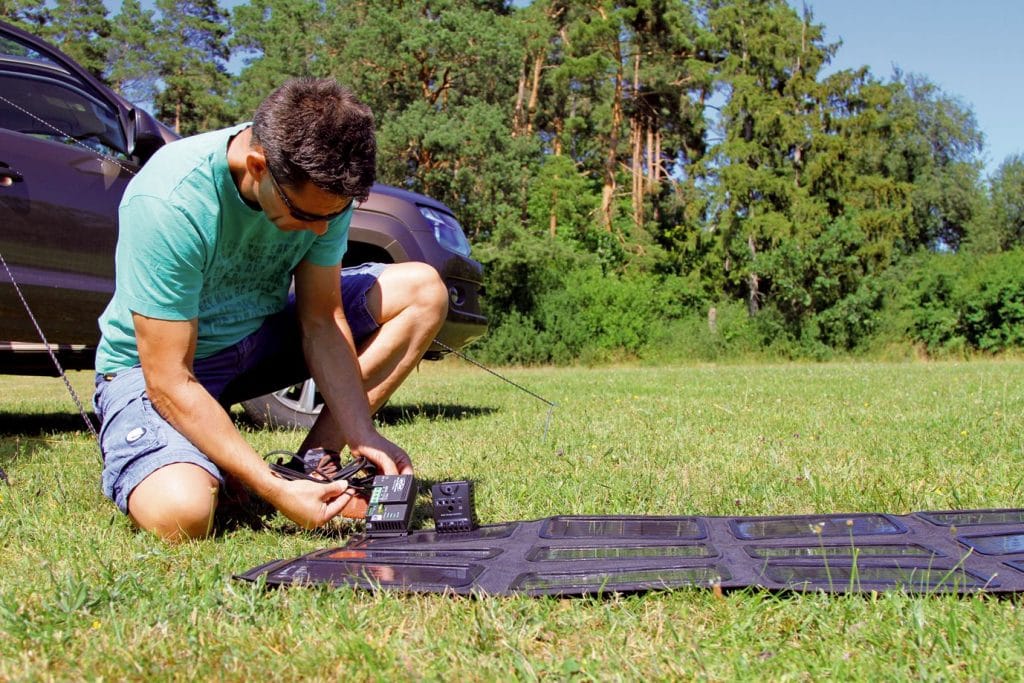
[266, 165, 351, 223]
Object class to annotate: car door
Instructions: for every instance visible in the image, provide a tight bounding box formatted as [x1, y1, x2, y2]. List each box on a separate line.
[0, 26, 136, 347]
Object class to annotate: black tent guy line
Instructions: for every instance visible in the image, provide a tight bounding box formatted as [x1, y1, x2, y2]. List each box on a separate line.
[237, 508, 1024, 596]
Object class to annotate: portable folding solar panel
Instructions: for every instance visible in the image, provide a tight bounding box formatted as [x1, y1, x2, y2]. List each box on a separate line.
[237, 508, 1024, 596]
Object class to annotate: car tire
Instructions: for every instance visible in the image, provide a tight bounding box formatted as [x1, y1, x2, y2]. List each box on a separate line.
[242, 379, 322, 430]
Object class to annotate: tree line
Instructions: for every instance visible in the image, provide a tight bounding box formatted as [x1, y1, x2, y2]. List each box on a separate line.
[4, 0, 1022, 362]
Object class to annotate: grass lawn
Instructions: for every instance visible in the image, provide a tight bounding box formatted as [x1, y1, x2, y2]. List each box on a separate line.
[1, 359, 1023, 679]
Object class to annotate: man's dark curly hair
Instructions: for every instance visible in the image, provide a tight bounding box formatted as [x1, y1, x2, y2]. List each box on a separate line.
[251, 78, 376, 202]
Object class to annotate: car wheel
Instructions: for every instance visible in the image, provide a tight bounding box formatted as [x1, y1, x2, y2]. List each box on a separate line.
[242, 379, 322, 430]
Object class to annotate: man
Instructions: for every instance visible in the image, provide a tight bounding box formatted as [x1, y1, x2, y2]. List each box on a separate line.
[93, 78, 447, 542]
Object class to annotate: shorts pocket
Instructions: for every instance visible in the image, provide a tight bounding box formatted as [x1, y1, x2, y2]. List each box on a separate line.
[99, 394, 168, 465]
[99, 394, 170, 509]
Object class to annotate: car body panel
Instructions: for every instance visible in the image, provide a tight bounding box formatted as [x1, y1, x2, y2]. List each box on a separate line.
[351, 185, 487, 353]
[0, 129, 133, 348]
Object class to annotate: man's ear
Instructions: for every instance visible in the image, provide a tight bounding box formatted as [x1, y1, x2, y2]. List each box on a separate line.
[245, 148, 268, 179]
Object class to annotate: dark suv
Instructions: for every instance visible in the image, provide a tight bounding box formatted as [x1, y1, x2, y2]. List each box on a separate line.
[0, 20, 486, 427]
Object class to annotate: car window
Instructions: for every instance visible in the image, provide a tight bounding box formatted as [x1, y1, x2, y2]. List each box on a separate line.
[0, 33, 56, 64]
[0, 71, 128, 159]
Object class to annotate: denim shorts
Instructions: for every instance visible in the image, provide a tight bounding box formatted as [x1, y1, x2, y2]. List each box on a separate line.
[95, 262, 388, 513]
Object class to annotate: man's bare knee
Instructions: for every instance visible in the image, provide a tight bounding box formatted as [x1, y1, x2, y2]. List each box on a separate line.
[375, 262, 445, 314]
[399, 262, 448, 324]
[127, 463, 219, 542]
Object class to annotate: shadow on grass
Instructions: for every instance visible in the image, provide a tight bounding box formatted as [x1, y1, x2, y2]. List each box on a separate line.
[238, 402, 497, 431]
[375, 403, 496, 426]
[0, 411, 99, 479]
[0, 401, 496, 439]
[0, 410, 97, 437]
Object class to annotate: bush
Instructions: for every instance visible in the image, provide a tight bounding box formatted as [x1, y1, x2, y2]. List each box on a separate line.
[473, 227, 586, 324]
[642, 300, 752, 362]
[473, 262, 706, 365]
[468, 310, 551, 365]
[893, 249, 1024, 354]
[960, 251, 1024, 351]
[814, 277, 887, 351]
[537, 268, 679, 354]
[471, 231, 1024, 365]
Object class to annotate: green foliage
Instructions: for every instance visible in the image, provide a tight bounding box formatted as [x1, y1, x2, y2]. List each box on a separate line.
[312, 0, 530, 241]
[526, 154, 600, 241]
[970, 154, 1024, 253]
[0, 0, 48, 32]
[474, 232, 707, 364]
[535, 265, 696, 361]
[474, 227, 585, 324]
[43, 0, 111, 79]
[643, 299, 767, 363]
[152, 0, 232, 135]
[887, 73, 985, 251]
[889, 250, 1024, 354]
[991, 155, 1024, 245]
[750, 214, 900, 351]
[106, 0, 158, 104]
[813, 277, 887, 352]
[8, 0, 1022, 361]
[229, 0, 333, 119]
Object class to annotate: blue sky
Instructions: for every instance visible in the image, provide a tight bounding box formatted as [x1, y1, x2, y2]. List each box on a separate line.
[800, 0, 1023, 177]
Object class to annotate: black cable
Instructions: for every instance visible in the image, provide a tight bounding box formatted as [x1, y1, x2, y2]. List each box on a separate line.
[264, 450, 377, 492]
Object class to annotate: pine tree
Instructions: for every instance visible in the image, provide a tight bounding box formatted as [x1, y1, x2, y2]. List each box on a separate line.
[0, 0, 48, 31]
[152, 0, 232, 135]
[310, 0, 528, 241]
[44, 0, 111, 80]
[107, 0, 159, 105]
[706, 0, 836, 315]
[230, 0, 330, 119]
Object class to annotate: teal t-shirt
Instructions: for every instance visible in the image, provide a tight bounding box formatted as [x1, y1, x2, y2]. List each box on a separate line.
[95, 123, 351, 374]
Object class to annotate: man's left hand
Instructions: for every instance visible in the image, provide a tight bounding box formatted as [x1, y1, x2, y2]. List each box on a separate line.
[350, 433, 414, 476]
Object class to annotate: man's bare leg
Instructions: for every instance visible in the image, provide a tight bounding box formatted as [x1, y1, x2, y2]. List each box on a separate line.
[299, 261, 448, 453]
[127, 463, 219, 542]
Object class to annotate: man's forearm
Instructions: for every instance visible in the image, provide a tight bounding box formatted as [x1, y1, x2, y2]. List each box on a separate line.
[143, 368, 355, 528]
[299, 310, 380, 448]
[145, 372, 281, 500]
[291, 259, 412, 475]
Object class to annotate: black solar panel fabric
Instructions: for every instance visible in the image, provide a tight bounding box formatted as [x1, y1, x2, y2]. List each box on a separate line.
[237, 509, 1024, 596]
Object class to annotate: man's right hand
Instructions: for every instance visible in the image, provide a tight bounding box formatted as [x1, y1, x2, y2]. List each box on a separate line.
[267, 477, 360, 528]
